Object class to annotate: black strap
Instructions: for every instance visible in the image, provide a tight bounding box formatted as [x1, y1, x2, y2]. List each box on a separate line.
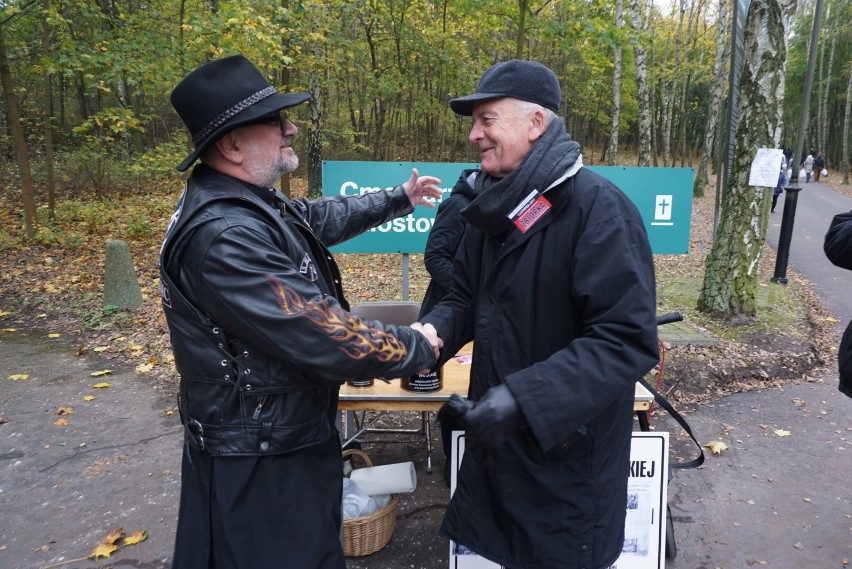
[645, 382, 705, 469]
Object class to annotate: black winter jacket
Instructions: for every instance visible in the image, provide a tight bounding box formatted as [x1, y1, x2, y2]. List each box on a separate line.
[160, 165, 436, 456]
[418, 169, 478, 318]
[422, 166, 659, 569]
[824, 210, 852, 397]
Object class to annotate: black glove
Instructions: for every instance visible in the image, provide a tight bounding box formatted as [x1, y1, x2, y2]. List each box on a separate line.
[438, 384, 524, 448]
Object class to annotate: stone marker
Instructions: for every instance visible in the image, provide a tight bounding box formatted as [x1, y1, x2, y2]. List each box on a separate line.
[103, 239, 143, 309]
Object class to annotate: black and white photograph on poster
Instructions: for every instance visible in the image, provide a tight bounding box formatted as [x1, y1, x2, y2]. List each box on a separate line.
[609, 432, 670, 569]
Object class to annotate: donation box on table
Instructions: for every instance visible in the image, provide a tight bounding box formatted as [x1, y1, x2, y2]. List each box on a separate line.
[448, 431, 670, 569]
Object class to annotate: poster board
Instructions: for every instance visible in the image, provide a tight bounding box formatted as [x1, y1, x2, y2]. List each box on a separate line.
[448, 431, 669, 569]
[322, 162, 693, 254]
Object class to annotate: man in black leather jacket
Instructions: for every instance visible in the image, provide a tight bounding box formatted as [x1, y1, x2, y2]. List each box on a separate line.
[162, 54, 442, 569]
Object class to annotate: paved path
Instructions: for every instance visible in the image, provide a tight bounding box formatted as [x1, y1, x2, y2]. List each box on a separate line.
[664, 179, 852, 569]
[767, 180, 852, 329]
[0, 328, 182, 569]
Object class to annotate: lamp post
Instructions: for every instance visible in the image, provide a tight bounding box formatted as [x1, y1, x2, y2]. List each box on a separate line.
[772, 0, 824, 284]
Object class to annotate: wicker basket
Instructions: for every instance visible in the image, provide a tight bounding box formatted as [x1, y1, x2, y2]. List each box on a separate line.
[342, 448, 399, 557]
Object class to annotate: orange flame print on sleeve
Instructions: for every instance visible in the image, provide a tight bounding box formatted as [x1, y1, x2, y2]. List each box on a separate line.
[268, 278, 408, 362]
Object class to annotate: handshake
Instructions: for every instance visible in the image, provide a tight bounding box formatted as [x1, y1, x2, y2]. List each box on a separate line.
[410, 322, 442, 360]
[408, 323, 524, 448]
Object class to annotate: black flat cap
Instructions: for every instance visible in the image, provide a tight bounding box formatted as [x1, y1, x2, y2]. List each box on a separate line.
[449, 59, 560, 116]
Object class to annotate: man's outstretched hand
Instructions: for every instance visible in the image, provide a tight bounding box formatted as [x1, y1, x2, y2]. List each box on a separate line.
[402, 168, 442, 208]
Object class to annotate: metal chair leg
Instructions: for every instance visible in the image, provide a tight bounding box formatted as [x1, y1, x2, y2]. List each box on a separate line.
[423, 411, 432, 473]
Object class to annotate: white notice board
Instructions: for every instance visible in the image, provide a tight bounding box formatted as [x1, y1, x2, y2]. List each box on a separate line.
[748, 148, 784, 187]
[448, 431, 669, 569]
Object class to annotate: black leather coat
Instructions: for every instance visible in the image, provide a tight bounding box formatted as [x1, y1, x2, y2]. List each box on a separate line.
[418, 168, 478, 318]
[824, 210, 852, 397]
[160, 165, 436, 456]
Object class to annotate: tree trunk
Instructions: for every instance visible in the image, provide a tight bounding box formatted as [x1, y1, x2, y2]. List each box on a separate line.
[608, 0, 624, 166]
[661, 2, 686, 168]
[630, 0, 652, 166]
[842, 65, 851, 185]
[307, 67, 323, 198]
[42, 0, 56, 221]
[698, 0, 794, 317]
[0, 27, 37, 239]
[817, 6, 837, 158]
[515, 0, 529, 59]
[279, 0, 292, 198]
[694, 0, 729, 197]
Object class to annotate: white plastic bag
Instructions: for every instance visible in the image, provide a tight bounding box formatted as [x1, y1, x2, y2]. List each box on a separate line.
[342, 478, 380, 519]
[821, 168, 828, 178]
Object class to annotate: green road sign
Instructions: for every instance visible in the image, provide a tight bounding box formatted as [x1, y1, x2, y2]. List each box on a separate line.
[322, 161, 692, 255]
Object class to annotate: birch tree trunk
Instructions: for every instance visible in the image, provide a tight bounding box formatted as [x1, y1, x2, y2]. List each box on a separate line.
[630, 0, 652, 166]
[662, 0, 687, 168]
[607, 0, 624, 166]
[698, 0, 794, 317]
[694, 0, 729, 196]
[817, 6, 837, 157]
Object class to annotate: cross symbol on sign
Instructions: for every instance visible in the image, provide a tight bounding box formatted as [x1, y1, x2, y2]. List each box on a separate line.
[655, 195, 673, 221]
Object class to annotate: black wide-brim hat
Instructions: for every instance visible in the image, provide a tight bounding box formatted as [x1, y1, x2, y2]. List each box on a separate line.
[449, 59, 560, 117]
[171, 54, 310, 172]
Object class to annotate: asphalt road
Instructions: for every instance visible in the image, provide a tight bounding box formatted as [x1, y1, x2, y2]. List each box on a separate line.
[766, 178, 852, 328]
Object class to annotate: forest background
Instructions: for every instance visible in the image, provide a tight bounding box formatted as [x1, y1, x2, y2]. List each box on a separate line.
[1, 0, 852, 403]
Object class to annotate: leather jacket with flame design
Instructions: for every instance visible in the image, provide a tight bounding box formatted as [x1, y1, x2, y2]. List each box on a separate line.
[159, 165, 436, 456]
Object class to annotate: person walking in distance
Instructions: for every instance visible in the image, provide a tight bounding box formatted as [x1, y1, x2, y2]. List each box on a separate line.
[814, 152, 825, 182]
[772, 160, 787, 213]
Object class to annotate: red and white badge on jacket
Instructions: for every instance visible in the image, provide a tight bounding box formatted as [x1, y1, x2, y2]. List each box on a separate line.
[508, 189, 552, 233]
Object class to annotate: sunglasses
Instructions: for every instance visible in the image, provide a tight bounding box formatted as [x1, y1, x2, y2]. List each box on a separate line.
[244, 111, 287, 131]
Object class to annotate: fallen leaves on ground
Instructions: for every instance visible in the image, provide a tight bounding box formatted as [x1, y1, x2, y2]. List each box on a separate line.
[40, 527, 149, 568]
[123, 530, 148, 546]
[90, 542, 118, 560]
[774, 429, 792, 437]
[704, 441, 728, 455]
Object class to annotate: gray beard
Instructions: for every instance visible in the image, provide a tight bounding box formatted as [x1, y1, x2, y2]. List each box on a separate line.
[251, 154, 299, 188]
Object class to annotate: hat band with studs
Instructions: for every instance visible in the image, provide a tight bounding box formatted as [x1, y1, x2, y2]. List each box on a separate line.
[191, 86, 277, 146]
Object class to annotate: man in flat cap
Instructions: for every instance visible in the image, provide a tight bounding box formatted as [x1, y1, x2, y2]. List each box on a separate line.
[161, 54, 442, 569]
[420, 59, 659, 569]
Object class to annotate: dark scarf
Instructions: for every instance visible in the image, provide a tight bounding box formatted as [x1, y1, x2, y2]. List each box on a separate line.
[462, 117, 581, 237]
